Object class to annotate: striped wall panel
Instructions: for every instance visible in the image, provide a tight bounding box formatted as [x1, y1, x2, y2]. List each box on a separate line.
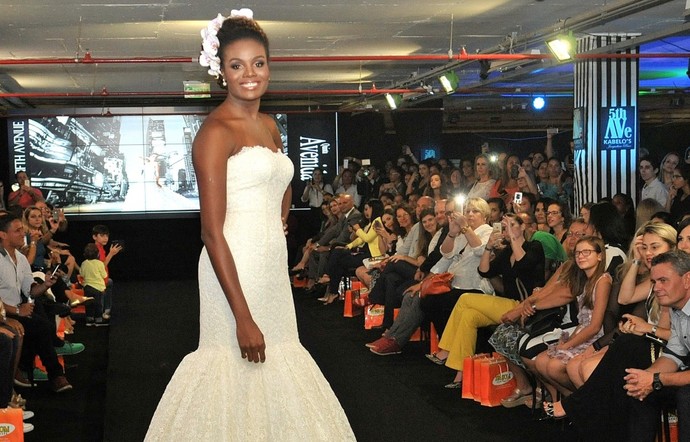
[573, 34, 639, 212]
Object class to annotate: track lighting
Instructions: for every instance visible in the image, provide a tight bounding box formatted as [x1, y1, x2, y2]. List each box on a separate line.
[438, 71, 459, 94]
[546, 32, 576, 61]
[385, 93, 402, 110]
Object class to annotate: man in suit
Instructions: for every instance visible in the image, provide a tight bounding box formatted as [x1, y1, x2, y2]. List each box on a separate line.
[306, 194, 362, 290]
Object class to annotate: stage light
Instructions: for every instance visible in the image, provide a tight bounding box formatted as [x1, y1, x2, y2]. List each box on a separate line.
[438, 71, 459, 94]
[385, 93, 402, 110]
[532, 96, 546, 110]
[546, 32, 576, 61]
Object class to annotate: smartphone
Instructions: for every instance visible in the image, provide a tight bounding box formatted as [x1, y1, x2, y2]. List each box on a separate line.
[343, 159, 349, 169]
[547, 127, 559, 135]
[11, 183, 19, 192]
[374, 219, 382, 229]
[24, 179, 30, 187]
[492, 222, 503, 233]
[52, 209, 60, 222]
[361, 159, 371, 166]
[111, 240, 125, 251]
[513, 192, 523, 205]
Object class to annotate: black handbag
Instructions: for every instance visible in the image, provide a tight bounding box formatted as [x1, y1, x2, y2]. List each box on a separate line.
[522, 305, 568, 336]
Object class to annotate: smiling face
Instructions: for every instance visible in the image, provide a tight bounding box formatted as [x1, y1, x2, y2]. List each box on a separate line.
[396, 208, 413, 230]
[574, 240, 602, 272]
[421, 213, 438, 234]
[220, 38, 269, 103]
[381, 213, 394, 230]
[546, 203, 564, 229]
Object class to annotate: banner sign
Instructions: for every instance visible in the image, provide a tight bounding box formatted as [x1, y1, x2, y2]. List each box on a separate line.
[599, 106, 636, 150]
[285, 113, 338, 209]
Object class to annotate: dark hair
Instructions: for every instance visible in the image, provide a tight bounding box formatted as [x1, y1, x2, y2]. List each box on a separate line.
[365, 199, 384, 222]
[83, 243, 100, 260]
[0, 213, 19, 232]
[92, 224, 110, 236]
[14, 170, 27, 180]
[640, 154, 660, 171]
[522, 192, 537, 210]
[675, 162, 690, 182]
[678, 217, 690, 235]
[589, 201, 630, 248]
[650, 211, 674, 225]
[547, 200, 572, 229]
[216, 16, 270, 88]
[416, 208, 438, 258]
[487, 197, 507, 215]
[651, 250, 690, 277]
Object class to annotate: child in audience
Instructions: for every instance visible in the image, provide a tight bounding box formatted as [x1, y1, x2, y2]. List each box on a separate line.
[81, 244, 108, 326]
[91, 225, 122, 320]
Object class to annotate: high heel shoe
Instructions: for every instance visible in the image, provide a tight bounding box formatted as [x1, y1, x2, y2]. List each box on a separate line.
[541, 401, 566, 420]
[323, 293, 338, 305]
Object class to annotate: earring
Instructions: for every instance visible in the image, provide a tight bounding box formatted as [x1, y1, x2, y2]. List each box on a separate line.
[222, 78, 227, 87]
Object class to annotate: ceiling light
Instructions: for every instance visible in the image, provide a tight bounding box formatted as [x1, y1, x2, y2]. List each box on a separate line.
[385, 93, 402, 110]
[438, 71, 459, 94]
[532, 96, 546, 110]
[546, 32, 576, 61]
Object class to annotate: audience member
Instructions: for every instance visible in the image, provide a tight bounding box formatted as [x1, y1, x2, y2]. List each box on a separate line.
[667, 162, 690, 224]
[659, 151, 681, 191]
[91, 224, 123, 320]
[81, 243, 109, 327]
[639, 155, 669, 208]
[635, 198, 665, 231]
[466, 154, 496, 201]
[7, 171, 44, 211]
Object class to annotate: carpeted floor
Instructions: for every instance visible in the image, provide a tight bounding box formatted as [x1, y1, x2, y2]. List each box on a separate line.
[103, 280, 577, 442]
[24, 279, 580, 441]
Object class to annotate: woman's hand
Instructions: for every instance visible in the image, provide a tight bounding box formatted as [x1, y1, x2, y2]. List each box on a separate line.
[404, 282, 422, 296]
[487, 231, 503, 250]
[236, 319, 266, 363]
[632, 235, 644, 261]
[29, 230, 42, 242]
[618, 314, 650, 336]
[501, 306, 522, 323]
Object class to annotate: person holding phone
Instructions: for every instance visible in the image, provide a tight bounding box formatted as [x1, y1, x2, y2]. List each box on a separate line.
[300, 168, 333, 236]
[7, 171, 43, 210]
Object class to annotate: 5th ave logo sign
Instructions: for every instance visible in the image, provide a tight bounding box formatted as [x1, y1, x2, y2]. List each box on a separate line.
[600, 106, 636, 150]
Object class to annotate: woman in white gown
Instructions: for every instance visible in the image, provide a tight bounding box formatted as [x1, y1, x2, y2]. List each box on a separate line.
[145, 9, 355, 441]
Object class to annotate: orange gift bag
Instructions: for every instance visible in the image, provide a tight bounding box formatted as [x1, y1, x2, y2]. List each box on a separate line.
[0, 408, 24, 441]
[478, 356, 517, 407]
[460, 353, 491, 400]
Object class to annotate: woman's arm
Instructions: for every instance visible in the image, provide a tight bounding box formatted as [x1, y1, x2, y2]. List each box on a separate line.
[618, 255, 652, 305]
[193, 118, 265, 363]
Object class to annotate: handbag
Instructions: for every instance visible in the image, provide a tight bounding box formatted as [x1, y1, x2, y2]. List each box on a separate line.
[420, 272, 454, 297]
[522, 306, 567, 336]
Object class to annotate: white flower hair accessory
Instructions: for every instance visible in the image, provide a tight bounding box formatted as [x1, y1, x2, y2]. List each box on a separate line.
[198, 9, 254, 79]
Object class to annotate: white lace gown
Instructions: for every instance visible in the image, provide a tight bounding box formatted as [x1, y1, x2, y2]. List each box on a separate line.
[145, 147, 355, 441]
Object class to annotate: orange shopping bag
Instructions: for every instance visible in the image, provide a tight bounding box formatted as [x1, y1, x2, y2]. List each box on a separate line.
[478, 356, 517, 407]
[472, 354, 493, 402]
[0, 408, 24, 441]
[461, 353, 490, 400]
[364, 304, 385, 329]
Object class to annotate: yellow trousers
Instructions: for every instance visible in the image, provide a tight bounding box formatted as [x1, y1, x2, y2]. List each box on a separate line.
[438, 293, 520, 371]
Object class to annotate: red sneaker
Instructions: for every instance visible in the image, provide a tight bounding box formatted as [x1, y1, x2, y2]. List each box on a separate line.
[365, 336, 389, 349]
[370, 337, 402, 356]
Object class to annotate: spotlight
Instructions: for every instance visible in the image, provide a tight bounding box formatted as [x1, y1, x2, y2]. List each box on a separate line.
[532, 96, 546, 110]
[439, 71, 459, 94]
[546, 32, 576, 61]
[385, 93, 402, 110]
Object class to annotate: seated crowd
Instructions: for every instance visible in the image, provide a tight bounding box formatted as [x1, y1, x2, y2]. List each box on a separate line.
[0, 180, 122, 434]
[290, 141, 690, 441]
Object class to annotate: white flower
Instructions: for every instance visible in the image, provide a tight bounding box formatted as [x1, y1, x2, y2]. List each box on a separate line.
[230, 8, 253, 19]
[202, 35, 219, 55]
[198, 10, 255, 80]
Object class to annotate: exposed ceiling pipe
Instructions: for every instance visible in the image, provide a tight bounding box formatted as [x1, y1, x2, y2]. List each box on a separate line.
[0, 52, 687, 67]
